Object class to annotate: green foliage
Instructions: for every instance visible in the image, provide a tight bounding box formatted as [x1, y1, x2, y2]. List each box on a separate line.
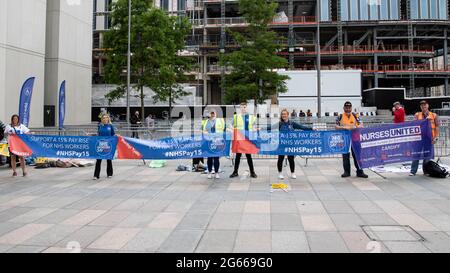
[220, 0, 289, 105]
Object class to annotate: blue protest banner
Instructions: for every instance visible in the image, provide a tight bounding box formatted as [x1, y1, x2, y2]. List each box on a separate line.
[351, 119, 434, 168]
[118, 133, 231, 160]
[10, 134, 118, 160]
[59, 81, 66, 130]
[233, 130, 352, 156]
[18, 77, 36, 127]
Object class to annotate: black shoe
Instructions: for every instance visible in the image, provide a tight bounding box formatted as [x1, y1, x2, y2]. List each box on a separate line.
[250, 172, 257, 178]
[357, 172, 369, 178]
[229, 172, 239, 178]
[341, 173, 350, 178]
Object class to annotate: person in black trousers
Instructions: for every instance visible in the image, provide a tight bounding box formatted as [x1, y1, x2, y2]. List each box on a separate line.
[130, 111, 141, 139]
[93, 114, 115, 180]
[230, 102, 258, 178]
[276, 109, 312, 179]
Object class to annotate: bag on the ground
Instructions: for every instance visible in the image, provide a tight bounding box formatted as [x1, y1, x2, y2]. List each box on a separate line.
[423, 161, 449, 178]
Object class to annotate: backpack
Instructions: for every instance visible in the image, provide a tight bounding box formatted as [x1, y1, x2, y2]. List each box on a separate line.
[423, 161, 449, 178]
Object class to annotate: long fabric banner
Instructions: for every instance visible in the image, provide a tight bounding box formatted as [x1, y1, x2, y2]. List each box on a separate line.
[8, 134, 118, 160]
[18, 77, 36, 127]
[59, 81, 66, 130]
[351, 119, 434, 168]
[116, 134, 232, 160]
[232, 129, 352, 156]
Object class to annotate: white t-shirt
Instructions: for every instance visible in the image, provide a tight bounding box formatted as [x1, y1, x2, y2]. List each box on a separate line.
[4, 124, 30, 135]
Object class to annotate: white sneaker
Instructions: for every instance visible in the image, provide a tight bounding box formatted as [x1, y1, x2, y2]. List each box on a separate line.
[215, 173, 220, 179]
[93, 177, 99, 180]
[208, 173, 213, 179]
[278, 173, 284, 180]
[409, 173, 416, 176]
[291, 173, 297, 179]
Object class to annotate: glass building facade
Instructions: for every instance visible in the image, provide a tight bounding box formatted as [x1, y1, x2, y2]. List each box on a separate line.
[341, 0, 401, 21]
[410, 0, 448, 19]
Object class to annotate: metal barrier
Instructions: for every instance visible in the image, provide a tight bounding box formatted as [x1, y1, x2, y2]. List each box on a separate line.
[28, 117, 450, 165]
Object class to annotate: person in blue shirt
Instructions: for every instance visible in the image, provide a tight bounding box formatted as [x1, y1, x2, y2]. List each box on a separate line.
[276, 109, 312, 179]
[93, 114, 115, 180]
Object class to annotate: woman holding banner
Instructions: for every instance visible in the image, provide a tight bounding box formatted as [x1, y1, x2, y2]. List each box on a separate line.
[276, 109, 312, 180]
[202, 111, 226, 179]
[4, 114, 30, 177]
[93, 114, 115, 180]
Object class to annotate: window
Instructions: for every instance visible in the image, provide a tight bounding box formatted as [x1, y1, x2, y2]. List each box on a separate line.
[438, 0, 448, 19]
[380, 0, 389, 19]
[360, 0, 369, 20]
[178, 0, 186, 11]
[390, 0, 399, 19]
[342, 0, 349, 20]
[321, 0, 330, 21]
[369, 0, 379, 20]
[420, 0, 429, 19]
[350, 0, 359, 20]
[430, 0, 438, 18]
[411, 0, 419, 19]
[160, 0, 169, 11]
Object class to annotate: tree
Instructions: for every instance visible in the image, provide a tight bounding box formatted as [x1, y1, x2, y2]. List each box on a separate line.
[220, 0, 290, 107]
[103, 0, 192, 122]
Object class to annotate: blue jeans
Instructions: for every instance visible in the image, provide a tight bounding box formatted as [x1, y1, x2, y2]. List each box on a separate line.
[411, 159, 430, 174]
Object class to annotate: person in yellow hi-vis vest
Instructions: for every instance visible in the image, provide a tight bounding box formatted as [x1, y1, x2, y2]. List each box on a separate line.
[230, 102, 258, 178]
[410, 100, 440, 176]
[202, 111, 226, 179]
[335, 101, 368, 178]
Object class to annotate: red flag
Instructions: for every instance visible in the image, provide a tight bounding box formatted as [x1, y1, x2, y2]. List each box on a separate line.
[8, 134, 33, 157]
[116, 136, 142, 159]
[231, 129, 260, 154]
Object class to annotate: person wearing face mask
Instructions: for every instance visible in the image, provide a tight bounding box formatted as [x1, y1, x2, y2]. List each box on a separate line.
[202, 111, 226, 179]
[335, 101, 368, 179]
[276, 109, 312, 180]
[410, 100, 440, 176]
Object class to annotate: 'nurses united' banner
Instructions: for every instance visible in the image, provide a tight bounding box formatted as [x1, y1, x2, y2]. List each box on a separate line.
[9, 134, 118, 160]
[351, 119, 434, 168]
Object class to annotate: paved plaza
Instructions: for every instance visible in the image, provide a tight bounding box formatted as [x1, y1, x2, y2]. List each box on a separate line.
[0, 157, 449, 253]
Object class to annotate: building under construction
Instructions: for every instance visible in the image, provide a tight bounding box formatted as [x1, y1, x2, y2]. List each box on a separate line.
[93, 0, 450, 112]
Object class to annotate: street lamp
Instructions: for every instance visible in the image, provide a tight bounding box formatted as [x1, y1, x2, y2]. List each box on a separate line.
[316, 0, 321, 118]
[126, 0, 132, 126]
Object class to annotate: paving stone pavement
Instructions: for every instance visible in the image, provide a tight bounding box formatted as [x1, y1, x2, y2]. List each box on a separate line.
[0, 157, 449, 253]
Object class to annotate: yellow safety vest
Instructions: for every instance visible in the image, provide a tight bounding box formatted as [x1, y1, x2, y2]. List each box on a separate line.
[233, 114, 256, 130]
[416, 111, 437, 138]
[339, 112, 361, 129]
[202, 118, 225, 133]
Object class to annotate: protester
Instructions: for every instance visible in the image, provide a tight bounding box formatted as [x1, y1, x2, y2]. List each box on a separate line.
[130, 111, 141, 138]
[0, 119, 5, 166]
[276, 109, 312, 179]
[392, 101, 406, 123]
[146, 114, 155, 128]
[306, 109, 313, 117]
[410, 100, 440, 176]
[93, 114, 115, 180]
[291, 109, 297, 118]
[335, 102, 369, 178]
[230, 102, 258, 179]
[202, 111, 226, 179]
[4, 114, 30, 177]
[299, 110, 306, 117]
